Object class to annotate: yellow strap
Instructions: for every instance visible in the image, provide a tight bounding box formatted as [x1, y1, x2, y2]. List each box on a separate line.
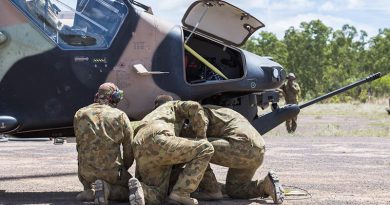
[184, 44, 228, 80]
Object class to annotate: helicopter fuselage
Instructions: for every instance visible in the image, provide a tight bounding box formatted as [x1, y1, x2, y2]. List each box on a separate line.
[0, 0, 285, 137]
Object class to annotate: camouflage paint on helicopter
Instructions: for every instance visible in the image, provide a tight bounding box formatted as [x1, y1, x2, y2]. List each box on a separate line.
[0, 0, 140, 135]
[0, 1, 55, 82]
[0, 0, 288, 137]
[106, 9, 180, 119]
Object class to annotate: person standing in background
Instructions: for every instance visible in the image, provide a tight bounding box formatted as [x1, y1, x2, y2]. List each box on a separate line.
[280, 73, 301, 133]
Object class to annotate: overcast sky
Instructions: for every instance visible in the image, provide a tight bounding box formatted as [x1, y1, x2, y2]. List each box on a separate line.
[140, 0, 390, 39]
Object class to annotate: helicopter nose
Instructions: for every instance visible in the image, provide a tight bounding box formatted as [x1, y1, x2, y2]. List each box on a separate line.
[271, 67, 287, 82]
[279, 68, 287, 80]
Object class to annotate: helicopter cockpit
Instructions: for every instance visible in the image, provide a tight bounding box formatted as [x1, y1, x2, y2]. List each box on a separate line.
[184, 30, 244, 84]
[14, 0, 128, 49]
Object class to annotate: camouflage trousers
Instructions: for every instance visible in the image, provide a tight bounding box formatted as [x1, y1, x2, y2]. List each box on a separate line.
[285, 100, 298, 133]
[132, 124, 214, 205]
[78, 166, 132, 201]
[170, 123, 268, 199]
[198, 138, 269, 199]
[286, 115, 298, 133]
[200, 122, 268, 199]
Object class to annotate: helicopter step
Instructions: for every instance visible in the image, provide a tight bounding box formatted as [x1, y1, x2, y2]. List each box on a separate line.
[0, 116, 18, 133]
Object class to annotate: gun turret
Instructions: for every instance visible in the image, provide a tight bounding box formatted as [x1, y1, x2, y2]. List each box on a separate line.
[252, 72, 382, 135]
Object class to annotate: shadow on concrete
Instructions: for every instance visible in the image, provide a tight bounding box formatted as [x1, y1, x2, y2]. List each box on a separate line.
[0, 191, 268, 205]
[0, 191, 127, 205]
[196, 199, 268, 205]
[0, 172, 77, 181]
[0, 191, 84, 205]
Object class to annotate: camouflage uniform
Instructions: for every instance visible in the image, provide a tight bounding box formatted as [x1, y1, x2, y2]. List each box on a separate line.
[195, 105, 268, 199]
[130, 120, 144, 134]
[280, 79, 301, 133]
[74, 103, 134, 201]
[132, 101, 213, 205]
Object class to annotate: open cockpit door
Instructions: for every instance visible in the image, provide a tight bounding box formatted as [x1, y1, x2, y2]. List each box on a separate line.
[182, 0, 264, 46]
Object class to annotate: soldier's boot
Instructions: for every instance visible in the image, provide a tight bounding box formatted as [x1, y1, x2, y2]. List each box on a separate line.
[76, 189, 95, 201]
[291, 120, 297, 132]
[128, 178, 145, 205]
[286, 122, 292, 133]
[94, 179, 110, 205]
[262, 171, 284, 204]
[191, 190, 223, 201]
[194, 165, 222, 201]
[169, 192, 199, 205]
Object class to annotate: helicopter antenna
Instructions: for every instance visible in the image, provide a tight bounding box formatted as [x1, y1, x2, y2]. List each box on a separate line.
[185, 4, 209, 44]
[128, 0, 153, 14]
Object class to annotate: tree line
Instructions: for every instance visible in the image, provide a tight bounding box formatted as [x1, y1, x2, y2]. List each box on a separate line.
[242, 20, 390, 102]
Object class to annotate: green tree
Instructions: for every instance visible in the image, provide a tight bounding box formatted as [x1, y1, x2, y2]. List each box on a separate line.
[284, 20, 332, 98]
[367, 28, 390, 75]
[364, 29, 390, 97]
[325, 25, 372, 101]
[242, 31, 287, 66]
[242, 20, 388, 100]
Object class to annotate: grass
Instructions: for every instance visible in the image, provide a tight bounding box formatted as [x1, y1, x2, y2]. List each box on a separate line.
[302, 103, 387, 116]
[262, 102, 390, 137]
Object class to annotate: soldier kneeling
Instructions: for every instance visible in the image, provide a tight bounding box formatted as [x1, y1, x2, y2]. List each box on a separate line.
[74, 83, 136, 205]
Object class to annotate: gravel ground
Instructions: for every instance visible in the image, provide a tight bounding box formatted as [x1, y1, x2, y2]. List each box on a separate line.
[1, 135, 390, 205]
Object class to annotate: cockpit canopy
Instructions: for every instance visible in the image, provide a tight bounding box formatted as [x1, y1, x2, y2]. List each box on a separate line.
[12, 0, 128, 49]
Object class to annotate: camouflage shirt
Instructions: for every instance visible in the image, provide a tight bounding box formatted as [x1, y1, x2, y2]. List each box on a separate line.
[130, 120, 145, 135]
[142, 100, 208, 139]
[203, 105, 264, 148]
[281, 81, 300, 103]
[74, 103, 134, 180]
[203, 105, 249, 137]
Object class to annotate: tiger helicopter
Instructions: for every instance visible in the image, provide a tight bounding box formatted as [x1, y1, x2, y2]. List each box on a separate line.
[0, 0, 381, 138]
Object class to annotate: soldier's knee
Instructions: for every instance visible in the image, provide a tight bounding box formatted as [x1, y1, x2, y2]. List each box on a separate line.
[250, 136, 265, 160]
[251, 146, 265, 166]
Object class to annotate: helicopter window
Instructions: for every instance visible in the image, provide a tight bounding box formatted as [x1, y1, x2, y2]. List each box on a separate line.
[12, 0, 128, 49]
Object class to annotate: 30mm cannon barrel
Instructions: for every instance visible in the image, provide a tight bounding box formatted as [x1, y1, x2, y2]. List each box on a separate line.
[299, 72, 382, 109]
[253, 72, 382, 135]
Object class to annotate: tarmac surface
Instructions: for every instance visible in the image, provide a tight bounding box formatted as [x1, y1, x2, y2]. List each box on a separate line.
[1, 136, 390, 205]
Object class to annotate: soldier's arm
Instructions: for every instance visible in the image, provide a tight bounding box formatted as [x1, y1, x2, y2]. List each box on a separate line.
[279, 84, 287, 98]
[192, 108, 208, 139]
[177, 101, 208, 139]
[291, 83, 300, 94]
[73, 112, 80, 152]
[121, 113, 134, 170]
[130, 120, 140, 133]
